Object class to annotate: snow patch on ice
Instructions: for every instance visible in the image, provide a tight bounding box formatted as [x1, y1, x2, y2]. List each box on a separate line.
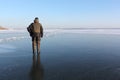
[0, 36, 27, 43]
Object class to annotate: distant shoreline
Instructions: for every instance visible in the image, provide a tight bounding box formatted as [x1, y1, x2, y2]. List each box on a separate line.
[1, 27, 120, 30]
[46, 28, 120, 30]
[0, 26, 8, 30]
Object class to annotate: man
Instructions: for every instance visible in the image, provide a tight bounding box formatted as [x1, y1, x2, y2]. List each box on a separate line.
[27, 17, 43, 54]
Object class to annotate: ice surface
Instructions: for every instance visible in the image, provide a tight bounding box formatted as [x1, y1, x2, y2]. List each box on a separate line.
[0, 28, 120, 54]
[0, 44, 16, 53]
[1, 29, 120, 44]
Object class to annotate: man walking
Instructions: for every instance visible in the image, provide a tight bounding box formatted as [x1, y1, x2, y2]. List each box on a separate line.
[27, 17, 43, 54]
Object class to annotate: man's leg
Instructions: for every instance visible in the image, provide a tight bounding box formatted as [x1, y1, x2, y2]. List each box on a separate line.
[36, 37, 40, 54]
[32, 37, 36, 54]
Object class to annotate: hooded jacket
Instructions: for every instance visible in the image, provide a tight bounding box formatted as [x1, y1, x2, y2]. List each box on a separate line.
[27, 22, 43, 37]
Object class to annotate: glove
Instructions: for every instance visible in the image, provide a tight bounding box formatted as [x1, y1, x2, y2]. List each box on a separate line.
[41, 34, 43, 38]
[30, 32, 33, 37]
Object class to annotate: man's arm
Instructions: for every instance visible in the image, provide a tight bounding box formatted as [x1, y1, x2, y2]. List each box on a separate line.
[40, 24, 43, 38]
[27, 23, 33, 36]
[27, 23, 32, 32]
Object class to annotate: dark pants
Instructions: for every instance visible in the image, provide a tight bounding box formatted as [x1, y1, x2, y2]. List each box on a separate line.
[32, 34, 41, 54]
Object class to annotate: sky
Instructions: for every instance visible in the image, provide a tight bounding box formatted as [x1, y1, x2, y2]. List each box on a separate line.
[0, 0, 120, 28]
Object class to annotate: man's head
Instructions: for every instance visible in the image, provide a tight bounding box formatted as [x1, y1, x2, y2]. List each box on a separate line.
[34, 17, 39, 23]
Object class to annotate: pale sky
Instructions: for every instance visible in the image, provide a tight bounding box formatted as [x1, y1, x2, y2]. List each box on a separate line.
[0, 0, 120, 28]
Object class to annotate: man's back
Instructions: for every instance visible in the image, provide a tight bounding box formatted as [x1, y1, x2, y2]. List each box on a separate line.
[32, 23, 41, 33]
[27, 17, 43, 54]
[27, 22, 43, 38]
